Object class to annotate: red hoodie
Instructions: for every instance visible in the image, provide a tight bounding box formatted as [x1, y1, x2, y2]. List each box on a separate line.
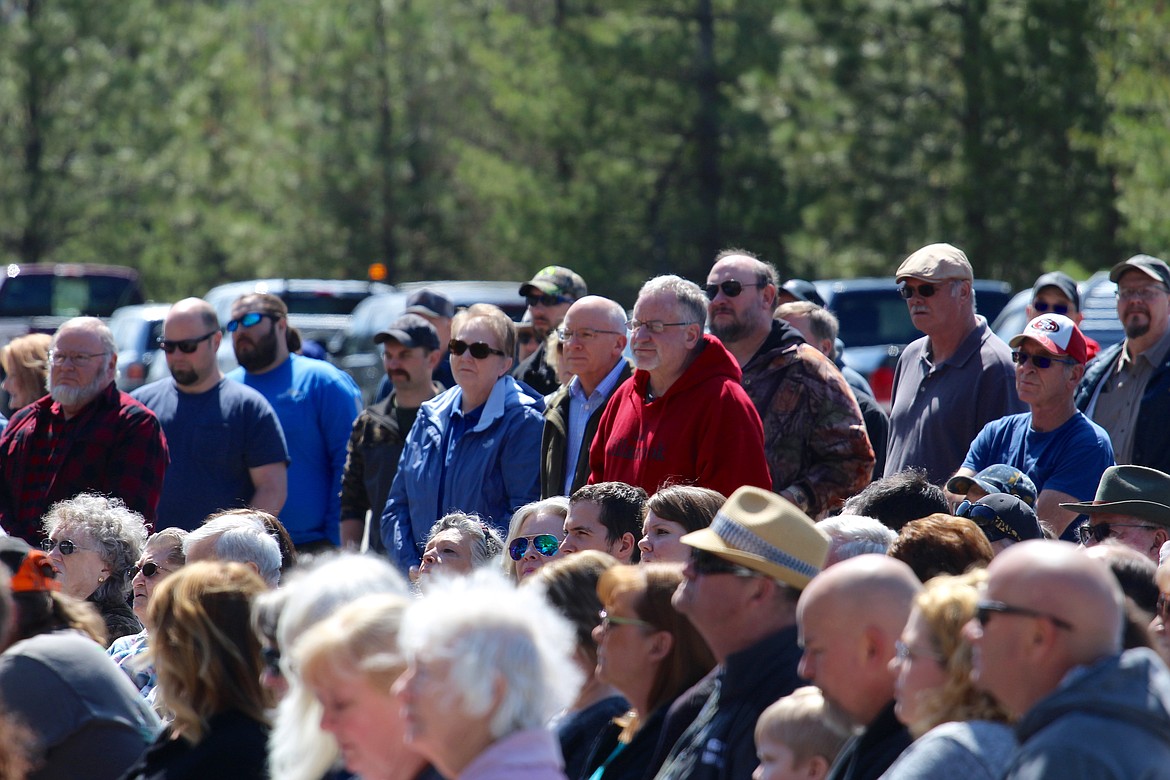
[588, 334, 772, 496]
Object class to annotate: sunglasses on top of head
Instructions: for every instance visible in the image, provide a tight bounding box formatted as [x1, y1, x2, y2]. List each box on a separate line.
[508, 534, 561, 561]
[226, 312, 279, 332]
[158, 331, 219, 354]
[705, 277, 766, 299]
[449, 339, 507, 359]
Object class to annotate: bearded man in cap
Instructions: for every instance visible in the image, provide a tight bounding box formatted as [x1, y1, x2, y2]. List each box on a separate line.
[1077, 254, 1170, 473]
[951, 314, 1114, 539]
[513, 265, 588, 395]
[884, 243, 1023, 483]
[1063, 464, 1170, 563]
[652, 486, 830, 780]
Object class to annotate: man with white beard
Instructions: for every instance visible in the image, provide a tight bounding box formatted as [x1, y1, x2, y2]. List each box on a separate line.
[0, 317, 169, 545]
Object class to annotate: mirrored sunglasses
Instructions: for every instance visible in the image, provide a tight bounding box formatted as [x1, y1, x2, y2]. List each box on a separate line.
[226, 311, 279, 332]
[508, 534, 561, 561]
[158, 331, 219, 354]
[449, 339, 506, 359]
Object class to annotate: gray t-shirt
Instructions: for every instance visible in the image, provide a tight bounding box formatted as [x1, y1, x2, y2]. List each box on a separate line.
[880, 720, 1016, 780]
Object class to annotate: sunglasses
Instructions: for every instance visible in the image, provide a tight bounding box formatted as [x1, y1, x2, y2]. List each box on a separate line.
[974, 599, 1073, 631]
[598, 609, 653, 632]
[704, 279, 765, 299]
[226, 312, 279, 332]
[449, 339, 506, 359]
[1032, 300, 1071, 315]
[127, 561, 170, 579]
[526, 293, 574, 307]
[1077, 521, 1158, 545]
[898, 280, 953, 299]
[955, 500, 1021, 542]
[689, 547, 758, 578]
[40, 538, 96, 556]
[1011, 351, 1076, 369]
[158, 331, 218, 354]
[508, 534, 561, 561]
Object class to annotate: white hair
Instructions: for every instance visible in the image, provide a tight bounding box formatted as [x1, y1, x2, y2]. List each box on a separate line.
[818, 514, 897, 566]
[399, 569, 583, 740]
[638, 275, 707, 326]
[266, 553, 409, 780]
[184, 515, 282, 587]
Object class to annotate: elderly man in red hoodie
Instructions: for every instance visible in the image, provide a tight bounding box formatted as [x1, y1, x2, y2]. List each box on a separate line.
[588, 274, 771, 497]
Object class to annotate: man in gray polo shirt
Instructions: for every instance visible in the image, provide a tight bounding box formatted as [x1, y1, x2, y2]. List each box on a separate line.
[1076, 254, 1170, 473]
[884, 243, 1023, 483]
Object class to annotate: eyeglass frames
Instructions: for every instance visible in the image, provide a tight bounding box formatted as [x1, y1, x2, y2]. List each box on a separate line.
[688, 548, 758, 578]
[597, 610, 653, 632]
[1011, 351, 1077, 369]
[704, 278, 766, 299]
[974, 599, 1073, 631]
[526, 293, 574, 307]
[1116, 286, 1170, 302]
[898, 280, 955, 299]
[625, 319, 698, 334]
[40, 538, 97, 556]
[226, 312, 280, 332]
[1077, 521, 1159, 545]
[556, 327, 623, 343]
[127, 561, 170, 579]
[448, 339, 506, 359]
[47, 350, 108, 367]
[508, 534, 561, 561]
[158, 331, 219, 354]
[1032, 301, 1071, 315]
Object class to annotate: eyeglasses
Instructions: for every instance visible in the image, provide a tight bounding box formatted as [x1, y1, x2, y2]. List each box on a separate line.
[688, 548, 758, 578]
[508, 534, 561, 561]
[127, 561, 170, 579]
[1011, 351, 1076, 369]
[704, 279, 765, 299]
[974, 599, 1073, 631]
[262, 645, 283, 677]
[158, 331, 219, 354]
[625, 319, 697, 334]
[1116, 286, 1169, 302]
[1077, 521, 1159, 545]
[226, 312, 279, 332]
[598, 610, 653, 632]
[40, 538, 97, 555]
[47, 350, 108, 367]
[894, 639, 941, 663]
[898, 280, 953, 299]
[1032, 300, 1071, 315]
[556, 327, 623, 343]
[449, 339, 506, 359]
[955, 500, 1022, 542]
[526, 293, 574, 307]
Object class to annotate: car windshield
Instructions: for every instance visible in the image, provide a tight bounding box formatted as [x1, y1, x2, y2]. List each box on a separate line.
[0, 274, 141, 318]
[280, 291, 370, 316]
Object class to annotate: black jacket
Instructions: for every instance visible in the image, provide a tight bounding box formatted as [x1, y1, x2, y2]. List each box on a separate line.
[825, 702, 911, 780]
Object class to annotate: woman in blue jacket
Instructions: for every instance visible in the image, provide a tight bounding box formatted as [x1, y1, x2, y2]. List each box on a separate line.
[383, 304, 544, 573]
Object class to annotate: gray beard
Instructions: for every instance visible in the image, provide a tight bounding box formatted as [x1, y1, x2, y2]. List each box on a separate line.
[50, 374, 108, 407]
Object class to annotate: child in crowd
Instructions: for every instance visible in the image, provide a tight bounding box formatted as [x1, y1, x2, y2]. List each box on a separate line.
[753, 686, 851, 780]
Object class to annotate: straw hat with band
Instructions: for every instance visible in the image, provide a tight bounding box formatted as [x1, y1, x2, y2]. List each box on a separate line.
[681, 486, 829, 589]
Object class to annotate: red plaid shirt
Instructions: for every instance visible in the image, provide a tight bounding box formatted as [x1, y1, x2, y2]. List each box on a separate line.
[0, 382, 169, 544]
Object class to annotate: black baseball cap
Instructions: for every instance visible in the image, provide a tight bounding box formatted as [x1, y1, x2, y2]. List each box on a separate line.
[1031, 271, 1080, 310]
[373, 314, 440, 350]
[404, 289, 456, 320]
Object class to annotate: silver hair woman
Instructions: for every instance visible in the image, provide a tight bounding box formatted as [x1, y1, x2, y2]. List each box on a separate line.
[395, 569, 583, 780]
[416, 512, 504, 585]
[264, 552, 409, 780]
[41, 492, 148, 641]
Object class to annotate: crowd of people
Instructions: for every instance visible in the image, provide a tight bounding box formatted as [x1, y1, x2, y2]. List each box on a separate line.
[0, 245, 1168, 779]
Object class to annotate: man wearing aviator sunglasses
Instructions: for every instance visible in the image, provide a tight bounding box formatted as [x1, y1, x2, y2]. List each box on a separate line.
[132, 299, 290, 531]
[885, 242, 1023, 485]
[705, 250, 873, 516]
[963, 540, 1170, 777]
[513, 265, 589, 395]
[951, 313, 1113, 540]
[225, 293, 362, 551]
[0, 316, 168, 544]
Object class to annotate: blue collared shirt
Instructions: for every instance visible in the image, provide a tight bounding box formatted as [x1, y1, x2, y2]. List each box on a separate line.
[564, 359, 628, 496]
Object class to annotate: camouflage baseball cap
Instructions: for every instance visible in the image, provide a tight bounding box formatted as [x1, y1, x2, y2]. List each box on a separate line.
[519, 266, 588, 301]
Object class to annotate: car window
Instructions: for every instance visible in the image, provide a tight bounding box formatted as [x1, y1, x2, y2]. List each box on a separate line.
[0, 273, 142, 318]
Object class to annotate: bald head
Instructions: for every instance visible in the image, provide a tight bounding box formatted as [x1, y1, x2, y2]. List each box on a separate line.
[796, 555, 922, 726]
[163, 298, 225, 391]
[168, 297, 220, 332]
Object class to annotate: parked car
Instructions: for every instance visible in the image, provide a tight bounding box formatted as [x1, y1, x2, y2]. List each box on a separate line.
[109, 303, 173, 391]
[336, 280, 527, 402]
[814, 277, 1015, 407]
[204, 278, 394, 373]
[992, 271, 1125, 355]
[0, 263, 146, 347]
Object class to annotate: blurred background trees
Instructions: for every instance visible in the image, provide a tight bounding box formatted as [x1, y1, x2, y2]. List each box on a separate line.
[0, 0, 1165, 302]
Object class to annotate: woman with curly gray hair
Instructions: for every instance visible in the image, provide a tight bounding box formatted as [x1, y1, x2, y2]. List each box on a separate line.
[415, 512, 504, 587]
[41, 492, 149, 641]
